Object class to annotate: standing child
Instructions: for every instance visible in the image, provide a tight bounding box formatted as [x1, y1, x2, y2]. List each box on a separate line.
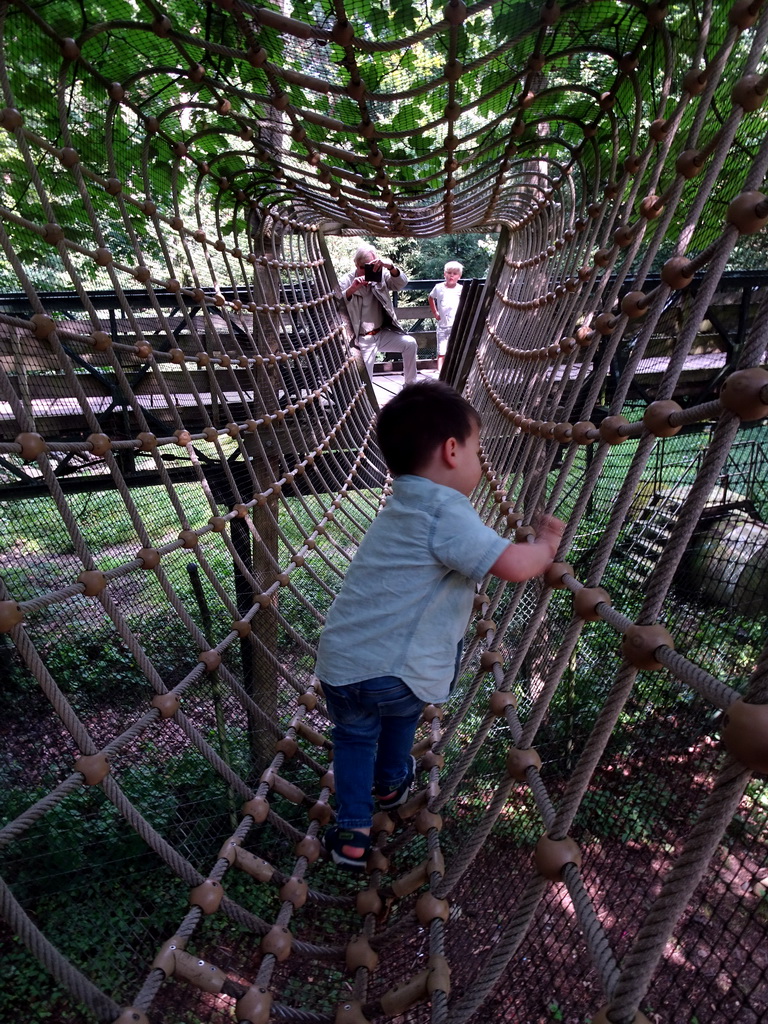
[429, 261, 464, 371]
[315, 381, 565, 870]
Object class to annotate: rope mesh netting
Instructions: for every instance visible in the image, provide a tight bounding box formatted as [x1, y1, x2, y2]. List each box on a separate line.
[0, 1, 767, 1022]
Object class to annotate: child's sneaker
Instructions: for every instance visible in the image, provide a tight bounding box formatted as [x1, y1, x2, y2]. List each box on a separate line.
[323, 826, 371, 871]
[374, 755, 416, 811]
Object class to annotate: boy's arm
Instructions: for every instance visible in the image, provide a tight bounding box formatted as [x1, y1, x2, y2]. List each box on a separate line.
[428, 296, 440, 320]
[489, 516, 565, 582]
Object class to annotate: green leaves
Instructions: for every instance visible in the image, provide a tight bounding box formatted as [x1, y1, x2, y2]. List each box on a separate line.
[477, 67, 514, 118]
[392, 2, 419, 33]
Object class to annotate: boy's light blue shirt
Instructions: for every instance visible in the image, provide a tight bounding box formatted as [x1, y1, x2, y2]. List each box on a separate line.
[315, 475, 510, 704]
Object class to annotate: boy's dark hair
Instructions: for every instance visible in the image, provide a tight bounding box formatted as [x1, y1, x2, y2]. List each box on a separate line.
[376, 381, 481, 476]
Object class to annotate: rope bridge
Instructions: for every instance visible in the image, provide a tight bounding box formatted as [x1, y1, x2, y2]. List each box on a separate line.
[0, 1, 767, 1022]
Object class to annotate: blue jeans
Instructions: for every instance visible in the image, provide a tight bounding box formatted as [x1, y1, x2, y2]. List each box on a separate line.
[322, 676, 424, 829]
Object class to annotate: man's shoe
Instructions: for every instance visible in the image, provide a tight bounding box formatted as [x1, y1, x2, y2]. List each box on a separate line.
[323, 826, 371, 871]
[374, 755, 416, 811]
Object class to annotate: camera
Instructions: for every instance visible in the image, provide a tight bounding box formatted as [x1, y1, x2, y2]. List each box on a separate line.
[364, 263, 382, 282]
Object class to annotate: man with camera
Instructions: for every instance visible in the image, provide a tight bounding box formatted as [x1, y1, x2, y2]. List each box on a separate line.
[337, 246, 418, 386]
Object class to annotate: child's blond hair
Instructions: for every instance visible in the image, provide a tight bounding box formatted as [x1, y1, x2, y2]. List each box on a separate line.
[444, 260, 463, 274]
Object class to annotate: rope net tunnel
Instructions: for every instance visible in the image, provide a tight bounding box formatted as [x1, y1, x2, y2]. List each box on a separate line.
[0, 0, 767, 1021]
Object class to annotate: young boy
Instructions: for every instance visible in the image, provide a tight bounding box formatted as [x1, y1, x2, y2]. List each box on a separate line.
[429, 261, 464, 370]
[315, 381, 565, 870]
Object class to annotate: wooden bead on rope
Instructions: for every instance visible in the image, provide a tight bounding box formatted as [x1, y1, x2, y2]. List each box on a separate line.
[593, 313, 618, 337]
[174, 429, 192, 447]
[572, 420, 597, 444]
[722, 699, 768, 774]
[507, 747, 541, 781]
[275, 736, 297, 758]
[88, 432, 112, 455]
[43, 222, 64, 244]
[151, 692, 180, 718]
[60, 36, 80, 58]
[356, 889, 383, 916]
[30, 313, 56, 339]
[617, 52, 638, 73]
[731, 74, 767, 112]
[621, 623, 675, 670]
[620, 291, 647, 318]
[189, 878, 223, 913]
[58, 146, 80, 167]
[308, 800, 332, 825]
[481, 650, 503, 672]
[660, 255, 694, 288]
[414, 808, 442, 834]
[421, 749, 445, 770]
[77, 570, 106, 596]
[199, 650, 221, 672]
[346, 934, 379, 972]
[136, 547, 160, 569]
[599, 91, 615, 111]
[247, 45, 268, 67]
[295, 836, 322, 863]
[683, 69, 707, 95]
[416, 891, 450, 924]
[0, 600, 23, 633]
[334, 1001, 370, 1024]
[423, 703, 443, 722]
[367, 848, 390, 874]
[590, 1007, 651, 1024]
[280, 877, 308, 908]
[675, 148, 703, 178]
[643, 400, 683, 437]
[726, 191, 768, 234]
[490, 690, 517, 716]
[241, 796, 269, 823]
[236, 986, 272, 1024]
[728, 0, 760, 29]
[444, 1, 468, 26]
[400, 790, 428, 820]
[719, 367, 768, 420]
[543, 563, 572, 589]
[15, 432, 46, 461]
[178, 530, 198, 549]
[0, 106, 22, 129]
[372, 810, 396, 834]
[136, 431, 157, 451]
[599, 415, 630, 444]
[534, 834, 582, 880]
[261, 924, 292, 962]
[540, 1, 561, 26]
[573, 587, 611, 621]
[74, 752, 110, 785]
[593, 248, 611, 267]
